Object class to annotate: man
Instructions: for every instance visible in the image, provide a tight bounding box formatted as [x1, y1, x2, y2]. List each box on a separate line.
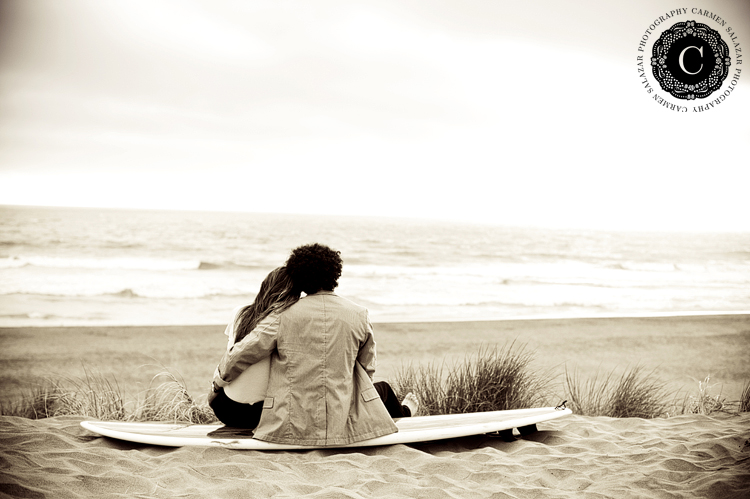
[213, 243, 402, 446]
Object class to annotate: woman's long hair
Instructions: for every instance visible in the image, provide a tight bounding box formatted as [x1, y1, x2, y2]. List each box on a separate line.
[233, 266, 300, 344]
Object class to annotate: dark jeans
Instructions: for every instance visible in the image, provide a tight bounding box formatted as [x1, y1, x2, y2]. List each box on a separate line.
[373, 381, 412, 418]
[210, 381, 410, 429]
[209, 388, 264, 429]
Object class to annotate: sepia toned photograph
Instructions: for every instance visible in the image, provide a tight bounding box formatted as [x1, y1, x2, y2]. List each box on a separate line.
[1, 0, 748, 497]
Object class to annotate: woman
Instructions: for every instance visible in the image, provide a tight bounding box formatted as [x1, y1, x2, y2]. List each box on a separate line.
[208, 266, 299, 428]
[209, 265, 418, 429]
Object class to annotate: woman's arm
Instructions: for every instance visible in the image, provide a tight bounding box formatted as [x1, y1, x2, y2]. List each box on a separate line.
[212, 313, 280, 389]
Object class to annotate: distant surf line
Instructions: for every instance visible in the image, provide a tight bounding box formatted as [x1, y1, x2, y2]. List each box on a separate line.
[372, 310, 750, 324]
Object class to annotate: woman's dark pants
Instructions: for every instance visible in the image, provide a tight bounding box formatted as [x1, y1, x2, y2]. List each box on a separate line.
[209, 389, 264, 429]
[210, 381, 410, 429]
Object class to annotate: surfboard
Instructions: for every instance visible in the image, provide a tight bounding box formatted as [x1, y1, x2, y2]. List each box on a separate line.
[80, 406, 572, 450]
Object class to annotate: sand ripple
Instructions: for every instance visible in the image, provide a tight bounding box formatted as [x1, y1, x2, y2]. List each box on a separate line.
[1, 413, 749, 498]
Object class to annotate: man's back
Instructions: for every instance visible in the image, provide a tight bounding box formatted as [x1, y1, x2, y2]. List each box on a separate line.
[253, 291, 397, 446]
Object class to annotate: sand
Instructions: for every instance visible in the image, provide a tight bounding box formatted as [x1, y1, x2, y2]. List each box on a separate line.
[1, 413, 749, 498]
[1, 314, 749, 498]
[2, 314, 748, 405]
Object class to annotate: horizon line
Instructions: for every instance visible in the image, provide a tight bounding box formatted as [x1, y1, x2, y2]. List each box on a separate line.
[3, 203, 750, 234]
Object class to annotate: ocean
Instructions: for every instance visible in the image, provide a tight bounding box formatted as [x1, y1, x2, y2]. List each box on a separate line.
[1, 205, 748, 326]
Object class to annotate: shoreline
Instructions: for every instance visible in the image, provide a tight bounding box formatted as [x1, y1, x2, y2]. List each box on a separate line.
[3, 310, 749, 329]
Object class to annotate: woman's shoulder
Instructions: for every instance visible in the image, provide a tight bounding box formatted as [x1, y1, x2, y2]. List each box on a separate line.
[230, 304, 244, 318]
[223, 305, 246, 339]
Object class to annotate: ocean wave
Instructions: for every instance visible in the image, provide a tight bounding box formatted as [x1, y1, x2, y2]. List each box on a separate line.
[0, 256, 264, 271]
[0, 312, 58, 320]
[606, 262, 680, 272]
[197, 261, 263, 271]
[0, 256, 266, 272]
[103, 241, 144, 249]
[0, 256, 202, 271]
[365, 294, 614, 308]
[0, 289, 256, 300]
[108, 288, 140, 298]
[346, 268, 668, 289]
[456, 300, 609, 309]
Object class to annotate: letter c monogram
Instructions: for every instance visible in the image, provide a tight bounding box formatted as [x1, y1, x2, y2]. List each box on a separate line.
[679, 45, 703, 75]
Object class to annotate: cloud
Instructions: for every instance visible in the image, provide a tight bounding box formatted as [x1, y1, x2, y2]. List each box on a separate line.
[1, 0, 748, 231]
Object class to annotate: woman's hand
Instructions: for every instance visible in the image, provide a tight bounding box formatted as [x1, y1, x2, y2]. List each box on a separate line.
[207, 381, 220, 404]
[207, 390, 217, 404]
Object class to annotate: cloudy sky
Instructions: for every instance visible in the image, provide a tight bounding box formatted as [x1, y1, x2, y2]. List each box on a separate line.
[1, 0, 748, 231]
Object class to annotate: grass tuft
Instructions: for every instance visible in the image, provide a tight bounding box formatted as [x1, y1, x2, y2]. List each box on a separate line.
[680, 376, 728, 415]
[0, 384, 62, 419]
[739, 381, 750, 413]
[0, 366, 216, 423]
[134, 370, 216, 424]
[55, 367, 127, 420]
[0, 367, 127, 420]
[391, 343, 550, 416]
[565, 365, 671, 418]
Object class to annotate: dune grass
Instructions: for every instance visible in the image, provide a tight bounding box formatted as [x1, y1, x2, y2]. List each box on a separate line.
[2, 351, 748, 422]
[390, 343, 552, 416]
[0, 384, 64, 420]
[679, 376, 728, 415]
[0, 366, 216, 424]
[0, 367, 126, 420]
[740, 381, 750, 413]
[134, 370, 216, 424]
[564, 365, 673, 419]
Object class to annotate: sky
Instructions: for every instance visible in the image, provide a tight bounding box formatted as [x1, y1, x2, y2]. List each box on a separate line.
[0, 0, 748, 231]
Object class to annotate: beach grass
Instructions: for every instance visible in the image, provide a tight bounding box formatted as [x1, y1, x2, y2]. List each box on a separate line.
[679, 375, 729, 415]
[0, 366, 216, 424]
[0, 366, 126, 420]
[564, 365, 673, 418]
[740, 381, 750, 412]
[2, 347, 748, 422]
[134, 370, 216, 424]
[3, 316, 748, 413]
[0, 384, 61, 419]
[391, 343, 552, 416]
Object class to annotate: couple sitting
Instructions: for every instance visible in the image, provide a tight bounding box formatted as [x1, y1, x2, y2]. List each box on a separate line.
[209, 243, 418, 446]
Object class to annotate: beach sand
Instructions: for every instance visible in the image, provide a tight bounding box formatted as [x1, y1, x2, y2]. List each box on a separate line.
[1, 314, 749, 498]
[1, 412, 749, 498]
[2, 314, 748, 405]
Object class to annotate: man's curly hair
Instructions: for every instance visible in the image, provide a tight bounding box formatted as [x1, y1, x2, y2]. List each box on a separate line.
[285, 243, 343, 294]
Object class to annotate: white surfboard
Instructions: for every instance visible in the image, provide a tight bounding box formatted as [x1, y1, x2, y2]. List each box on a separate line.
[81, 406, 572, 450]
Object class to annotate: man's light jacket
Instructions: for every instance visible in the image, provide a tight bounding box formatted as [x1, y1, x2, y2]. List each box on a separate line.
[214, 291, 398, 446]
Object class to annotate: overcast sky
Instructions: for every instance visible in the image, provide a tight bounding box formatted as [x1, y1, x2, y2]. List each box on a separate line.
[1, 0, 748, 231]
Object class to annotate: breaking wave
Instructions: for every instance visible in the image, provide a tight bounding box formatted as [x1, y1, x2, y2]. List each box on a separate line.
[0, 256, 263, 272]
